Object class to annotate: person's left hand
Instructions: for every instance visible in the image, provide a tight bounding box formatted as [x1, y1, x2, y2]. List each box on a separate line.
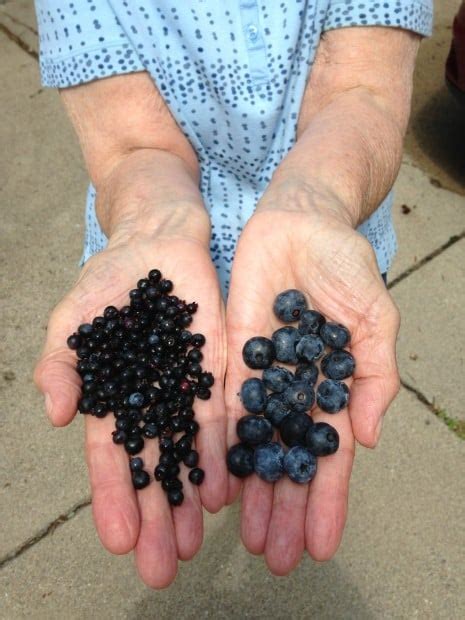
[225, 190, 400, 574]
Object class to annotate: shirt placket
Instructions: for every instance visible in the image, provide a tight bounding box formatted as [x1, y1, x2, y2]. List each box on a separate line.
[239, 0, 270, 85]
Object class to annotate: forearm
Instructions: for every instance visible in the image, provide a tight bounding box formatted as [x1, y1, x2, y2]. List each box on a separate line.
[260, 28, 420, 227]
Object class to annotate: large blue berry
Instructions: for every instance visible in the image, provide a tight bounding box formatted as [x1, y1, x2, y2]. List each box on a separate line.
[298, 310, 325, 335]
[265, 393, 291, 428]
[296, 334, 325, 362]
[280, 412, 313, 447]
[316, 379, 350, 413]
[272, 327, 299, 364]
[306, 422, 339, 456]
[262, 366, 294, 393]
[321, 350, 355, 380]
[283, 381, 315, 413]
[227, 443, 255, 477]
[242, 337, 275, 369]
[240, 378, 267, 414]
[237, 415, 273, 446]
[284, 447, 317, 483]
[320, 322, 351, 349]
[254, 442, 285, 482]
[295, 362, 318, 386]
[273, 289, 308, 323]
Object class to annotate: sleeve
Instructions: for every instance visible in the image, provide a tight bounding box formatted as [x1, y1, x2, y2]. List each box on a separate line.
[34, 0, 145, 88]
[322, 0, 434, 37]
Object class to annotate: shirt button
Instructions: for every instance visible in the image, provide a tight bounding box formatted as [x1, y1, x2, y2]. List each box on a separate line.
[246, 23, 259, 42]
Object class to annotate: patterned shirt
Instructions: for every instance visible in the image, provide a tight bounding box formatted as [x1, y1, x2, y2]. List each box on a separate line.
[35, 1, 433, 294]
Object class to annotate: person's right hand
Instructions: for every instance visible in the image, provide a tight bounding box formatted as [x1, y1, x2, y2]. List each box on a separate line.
[33, 229, 228, 588]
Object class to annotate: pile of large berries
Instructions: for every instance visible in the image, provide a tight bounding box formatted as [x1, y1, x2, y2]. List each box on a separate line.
[66, 269, 211, 506]
[227, 289, 355, 484]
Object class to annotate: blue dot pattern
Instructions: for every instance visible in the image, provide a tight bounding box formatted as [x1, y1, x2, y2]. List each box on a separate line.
[35, 1, 433, 295]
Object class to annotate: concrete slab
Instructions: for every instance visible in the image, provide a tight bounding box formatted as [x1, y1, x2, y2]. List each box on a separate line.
[406, 0, 465, 195]
[392, 239, 465, 422]
[0, 0, 37, 57]
[0, 388, 463, 619]
[391, 156, 465, 280]
[0, 34, 90, 556]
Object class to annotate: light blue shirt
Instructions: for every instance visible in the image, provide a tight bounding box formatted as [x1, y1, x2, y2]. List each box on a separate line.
[35, 1, 433, 294]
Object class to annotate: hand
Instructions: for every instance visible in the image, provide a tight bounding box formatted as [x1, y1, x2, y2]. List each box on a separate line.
[34, 230, 228, 588]
[225, 200, 400, 574]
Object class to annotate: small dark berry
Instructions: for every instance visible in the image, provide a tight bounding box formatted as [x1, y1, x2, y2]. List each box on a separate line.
[227, 443, 254, 478]
[129, 457, 144, 472]
[191, 333, 206, 348]
[124, 435, 144, 455]
[67, 334, 81, 350]
[167, 488, 184, 506]
[112, 430, 127, 444]
[132, 470, 150, 490]
[188, 468, 205, 485]
[183, 450, 199, 468]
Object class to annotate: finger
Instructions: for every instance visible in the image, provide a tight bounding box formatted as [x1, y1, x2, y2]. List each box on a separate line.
[240, 476, 274, 555]
[172, 464, 203, 561]
[264, 477, 308, 575]
[349, 301, 400, 447]
[305, 407, 355, 562]
[85, 415, 140, 555]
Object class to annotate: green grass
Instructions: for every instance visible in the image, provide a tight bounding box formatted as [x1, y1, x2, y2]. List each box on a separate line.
[434, 408, 465, 440]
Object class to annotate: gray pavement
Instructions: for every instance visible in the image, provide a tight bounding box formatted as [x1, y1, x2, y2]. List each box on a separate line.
[1, 1, 464, 618]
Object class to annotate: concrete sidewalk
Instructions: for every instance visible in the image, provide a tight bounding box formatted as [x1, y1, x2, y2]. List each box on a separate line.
[0, 1, 464, 618]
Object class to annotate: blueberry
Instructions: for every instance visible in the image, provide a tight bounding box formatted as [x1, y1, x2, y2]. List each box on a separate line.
[188, 468, 205, 485]
[306, 422, 340, 456]
[132, 470, 150, 490]
[295, 362, 318, 386]
[316, 380, 350, 413]
[142, 422, 158, 438]
[298, 310, 325, 335]
[254, 442, 285, 482]
[273, 289, 308, 323]
[226, 443, 255, 477]
[271, 327, 299, 364]
[284, 447, 317, 483]
[242, 337, 275, 369]
[237, 415, 273, 446]
[112, 429, 127, 444]
[183, 450, 199, 468]
[128, 392, 145, 408]
[320, 322, 351, 349]
[296, 334, 325, 362]
[78, 323, 93, 337]
[124, 435, 144, 455]
[280, 412, 313, 447]
[167, 489, 184, 506]
[240, 378, 267, 414]
[262, 366, 294, 393]
[265, 393, 291, 427]
[283, 381, 315, 413]
[129, 457, 144, 472]
[321, 350, 355, 380]
[67, 334, 81, 350]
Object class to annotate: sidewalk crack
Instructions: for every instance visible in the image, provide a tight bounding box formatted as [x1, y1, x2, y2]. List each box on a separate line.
[388, 231, 465, 290]
[0, 497, 91, 570]
[0, 22, 38, 60]
[2, 10, 38, 36]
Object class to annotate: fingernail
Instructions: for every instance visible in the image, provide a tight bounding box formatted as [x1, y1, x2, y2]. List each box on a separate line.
[45, 393, 53, 419]
[374, 418, 383, 445]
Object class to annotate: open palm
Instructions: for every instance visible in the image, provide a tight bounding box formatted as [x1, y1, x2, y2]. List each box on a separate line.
[226, 208, 400, 574]
[34, 235, 228, 588]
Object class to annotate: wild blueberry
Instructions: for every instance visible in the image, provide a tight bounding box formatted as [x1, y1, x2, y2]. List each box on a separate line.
[167, 489, 184, 506]
[242, 337, 275, 369]
[226, 443, 255, 477]
[78, 396, 95, 414]
[128, 392, 145, 408]
[273, 289, 308, 323]
[132, 470, 150, 490]
[321, 350, 355, 380]
[183, 450, 199, 468]
[316, 380, 350, 413]
[237, 415, 273, 446]
[78, 323, 93, 337]
[320, 322, 351, 349]
[240, 378, 267, 414]
[284, 447, 317, 483]
[159, 437, 174, 452]
[295, 362, 318, 386]
[306, 422, 340, 456]
[283, 381, 315, 413]
[129, 457, 144, 472]
[112, 430, 127, 445]
[280, 412, 313, 447]
[265, 393, 291, 428]
[199, 372, 214, 388]
[262, 366, 294, 393]
[188, 468, 205, 485]
[296, 334, 325, 362]
[254, 442, 285, 482]
[67, 334, 81, 350]
[191, 333, 206, 348]
[124, 435, 144, 455]
[154, 464, 168, 481]
[298, 310, 325, 335]
[142, 422, 158, 438]
[271, 327, 299, 364]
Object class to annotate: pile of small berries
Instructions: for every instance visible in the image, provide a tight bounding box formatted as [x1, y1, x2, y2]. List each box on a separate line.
[227, 289, 355, 484]
[67, 269, 211, 506]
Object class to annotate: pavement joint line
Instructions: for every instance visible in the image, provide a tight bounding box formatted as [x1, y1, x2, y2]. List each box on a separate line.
[400, 379, 465, 440]
[1, 10, 38, 36]
[0, 21, 38, 60]
[0, 497, 91, 570]
[387, 231, 465, 290]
